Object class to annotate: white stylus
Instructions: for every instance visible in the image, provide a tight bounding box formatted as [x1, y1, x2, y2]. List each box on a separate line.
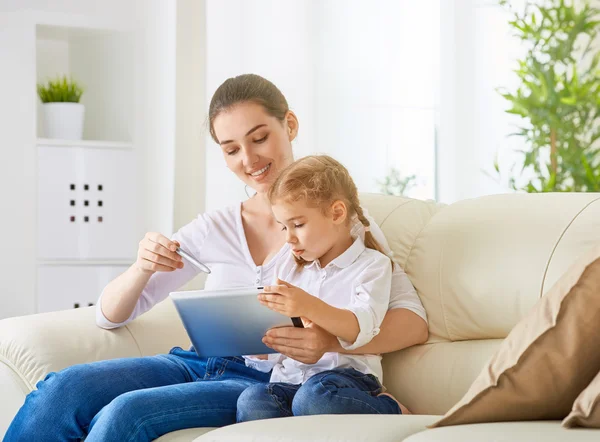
[176, 247, 211, 274]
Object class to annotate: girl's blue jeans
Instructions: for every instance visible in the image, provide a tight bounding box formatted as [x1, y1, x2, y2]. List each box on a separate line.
[236, 368, 401, 422]
[4, 347, 269, 442]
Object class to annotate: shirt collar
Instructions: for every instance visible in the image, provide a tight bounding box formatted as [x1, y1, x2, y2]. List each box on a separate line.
[304, 236, 366, 270]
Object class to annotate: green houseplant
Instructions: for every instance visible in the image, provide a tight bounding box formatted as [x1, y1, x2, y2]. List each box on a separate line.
[377, 168, 417, 197]
[496, 0, 600, 192]
[37, 75, 85, 140]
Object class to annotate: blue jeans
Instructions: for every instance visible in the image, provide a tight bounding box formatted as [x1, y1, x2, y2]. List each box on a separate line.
[236, 368, 401, 422]
[4, 347, 270, 442]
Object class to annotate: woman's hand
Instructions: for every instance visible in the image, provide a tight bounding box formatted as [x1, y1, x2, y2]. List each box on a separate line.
[262, 321, 338, 364]
[135, 232, 184, 274]
[259, 279, 318, 318]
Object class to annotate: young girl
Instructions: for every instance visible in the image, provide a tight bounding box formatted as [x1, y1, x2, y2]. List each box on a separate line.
[237, 155, 410, 422]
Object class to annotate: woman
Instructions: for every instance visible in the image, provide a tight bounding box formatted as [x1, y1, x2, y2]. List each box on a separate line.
[5, 74, 428, 442]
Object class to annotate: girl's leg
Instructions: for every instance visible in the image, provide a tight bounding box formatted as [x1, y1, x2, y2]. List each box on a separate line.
[236, 383, 301, 422]
[291, 368, 402, 416]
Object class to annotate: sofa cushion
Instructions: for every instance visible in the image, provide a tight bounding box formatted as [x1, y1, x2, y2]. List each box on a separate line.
[193, 415, 439, 442]
[155, 428, 215, 441]
[404, 421, 600, 442]
[563, 369, 600, 428]
[430, 244, 600, 427]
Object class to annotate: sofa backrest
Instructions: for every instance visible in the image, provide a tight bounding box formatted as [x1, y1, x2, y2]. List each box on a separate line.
[360, 192, 600, 414]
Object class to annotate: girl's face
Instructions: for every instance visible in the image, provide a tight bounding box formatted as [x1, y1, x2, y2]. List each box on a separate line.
[212, 102, 298, 195]
[271, 199, 349, 266]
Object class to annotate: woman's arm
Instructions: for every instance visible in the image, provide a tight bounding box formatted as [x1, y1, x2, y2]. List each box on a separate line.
[99, 233, 186, 326]
[332, 308, 428, 354]
[262, 307, 428, 364]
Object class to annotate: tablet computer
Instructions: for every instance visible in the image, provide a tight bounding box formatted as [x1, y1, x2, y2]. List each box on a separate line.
[170, 286, 303, 358]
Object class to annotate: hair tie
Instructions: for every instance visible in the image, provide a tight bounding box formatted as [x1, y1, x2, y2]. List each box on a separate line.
[364, 226, 371, 232]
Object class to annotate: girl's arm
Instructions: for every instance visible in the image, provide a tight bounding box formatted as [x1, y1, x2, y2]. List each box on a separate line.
[301, 297, 361, 344]
[261, 253, 392, 348]
[262, 308, 428, 364]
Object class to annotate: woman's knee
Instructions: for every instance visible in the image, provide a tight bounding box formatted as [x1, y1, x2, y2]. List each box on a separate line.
[32, 364, 97, 411]
[4, 364, 100, 440]
[236, 384, 281, 422]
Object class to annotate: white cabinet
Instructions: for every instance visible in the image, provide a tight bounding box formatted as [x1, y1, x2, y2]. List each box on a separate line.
[37, 264, 129, 313]
[37, 144, 140, 261]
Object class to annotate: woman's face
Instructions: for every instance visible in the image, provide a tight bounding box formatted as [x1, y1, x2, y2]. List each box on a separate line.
[212, 102, 298, 194]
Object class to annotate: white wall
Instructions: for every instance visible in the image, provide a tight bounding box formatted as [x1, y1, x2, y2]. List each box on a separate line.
[204, 0, 316, 211]
[174, 0, 206, 232]
[204, 0, 440, 211]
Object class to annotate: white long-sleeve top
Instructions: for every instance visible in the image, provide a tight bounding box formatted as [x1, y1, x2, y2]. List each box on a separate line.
[96, 203, 427, 330]
[247, 236, 392, 384]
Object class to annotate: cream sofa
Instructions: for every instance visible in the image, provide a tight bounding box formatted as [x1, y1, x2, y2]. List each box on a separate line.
[2, 193, 600, 441]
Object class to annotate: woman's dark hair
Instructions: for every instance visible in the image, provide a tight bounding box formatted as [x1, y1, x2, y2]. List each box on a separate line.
[208, 74, 289, 143]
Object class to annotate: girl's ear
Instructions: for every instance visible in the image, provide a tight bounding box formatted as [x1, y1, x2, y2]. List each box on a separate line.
[330, 200, 348, 225]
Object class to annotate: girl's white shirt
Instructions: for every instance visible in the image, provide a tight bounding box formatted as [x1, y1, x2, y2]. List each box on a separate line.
[96, 203, 427, 334]
[247, 235, 392, 384]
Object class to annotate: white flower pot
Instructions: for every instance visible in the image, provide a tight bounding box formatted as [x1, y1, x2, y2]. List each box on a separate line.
[42, 103, 85, 140]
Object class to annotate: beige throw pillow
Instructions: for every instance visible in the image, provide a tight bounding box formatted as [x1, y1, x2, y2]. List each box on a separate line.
[563, 370, 600, 428]
[431, 244, 600, 428]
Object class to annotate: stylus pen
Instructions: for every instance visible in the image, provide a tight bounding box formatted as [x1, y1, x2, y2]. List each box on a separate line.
[176, 247, 211, 274]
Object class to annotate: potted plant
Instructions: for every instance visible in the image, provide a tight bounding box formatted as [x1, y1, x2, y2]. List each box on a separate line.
[37, 76, 85, 140]
[495, 0, 600, 192]
[377, 167, 417, 197]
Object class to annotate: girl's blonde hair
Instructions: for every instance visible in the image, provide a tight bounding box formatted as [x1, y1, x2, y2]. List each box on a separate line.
[268, 155, 392, 267]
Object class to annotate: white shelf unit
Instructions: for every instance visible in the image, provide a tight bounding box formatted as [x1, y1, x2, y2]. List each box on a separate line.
[35, 24, 139, 313]
[37, 138, 134, 150]
[0, 3, 181, 320]
[36, 24, 134, 144]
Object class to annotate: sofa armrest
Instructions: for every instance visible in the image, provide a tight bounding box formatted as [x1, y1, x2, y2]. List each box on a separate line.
[0, 298, 190, 392]
[0, 299, 189, 438]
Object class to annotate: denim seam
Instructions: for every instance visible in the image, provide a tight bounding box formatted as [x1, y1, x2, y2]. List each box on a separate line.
[216, 358, 230, 377]
[123, 405, 235, 441]
[268, 384, 294, 416]
[317, 379, 383, 414]
[157, 354, 195, 383]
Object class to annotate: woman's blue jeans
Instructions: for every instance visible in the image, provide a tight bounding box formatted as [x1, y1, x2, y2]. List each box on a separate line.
[236, 368, 401, 422]
[4, 347, 270, 442]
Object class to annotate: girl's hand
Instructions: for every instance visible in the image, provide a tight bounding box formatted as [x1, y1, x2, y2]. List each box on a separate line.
[259, 279, 317, 318]
[262, 320, 337, 364]
[135, 232, 183, 274]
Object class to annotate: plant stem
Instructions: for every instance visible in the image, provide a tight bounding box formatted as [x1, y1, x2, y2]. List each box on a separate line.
[550, 128, 557, 176]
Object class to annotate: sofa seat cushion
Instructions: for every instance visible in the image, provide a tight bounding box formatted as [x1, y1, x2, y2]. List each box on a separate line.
[404, 421, 600, 442]
[563, 369, 600, 428]
[193, 415, 439, 441]
[156, 428, 215, 441]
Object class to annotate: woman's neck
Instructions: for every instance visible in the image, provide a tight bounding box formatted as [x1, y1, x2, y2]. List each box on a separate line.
[243, 191, 272, 216]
